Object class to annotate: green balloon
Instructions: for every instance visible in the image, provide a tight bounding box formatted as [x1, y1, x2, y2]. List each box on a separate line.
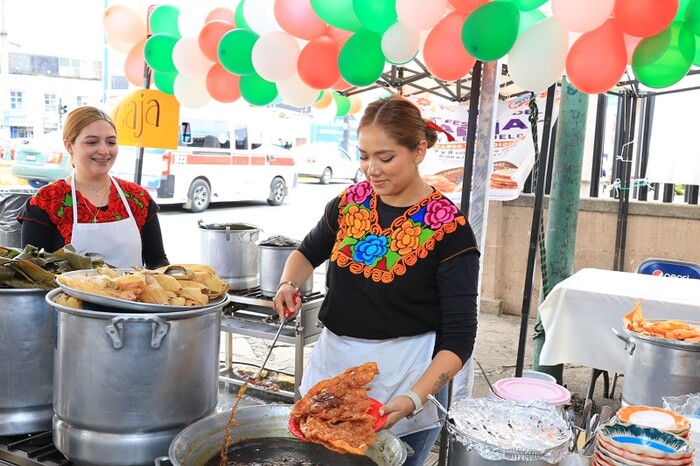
[462, 2, 520, 61]
[311, 0, 363, 32]
[333, 92, 351, 116]
[677, 0, 692, 21]
[509, 0, 547, 11]
[685, 0, 700, 35]
[234, 0, 249, 29]
[218, 29, 259, 76]
[632, 22, 695, 88]
[694, 35, 700, 66]
[353, 0, 397, 34]
[149, 4, 180, 37]
[518, 8, 545, 37]
[144, 33, 178, 73]
[240, 74, 278, 106]
[338, 30, 385, 87]
[153, 71, 177, 95]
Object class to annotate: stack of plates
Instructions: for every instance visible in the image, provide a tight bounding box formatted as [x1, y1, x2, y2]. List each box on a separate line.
[593, 423, 695, 466]
[617, 406, 691, 439]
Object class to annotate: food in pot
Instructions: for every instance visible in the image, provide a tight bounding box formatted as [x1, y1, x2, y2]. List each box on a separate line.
[291, 362, 379, 455]
[624, 300, 700, 342]
[54, 292, 83, 309]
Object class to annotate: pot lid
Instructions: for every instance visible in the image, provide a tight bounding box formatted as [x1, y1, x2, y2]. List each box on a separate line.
[493, 377, 571, 406]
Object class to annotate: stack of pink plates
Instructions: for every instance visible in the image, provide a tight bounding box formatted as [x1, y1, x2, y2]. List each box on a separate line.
[593, 423, 695, 466]
[492, 377, 571, 409]
[616, 406, 691, 439]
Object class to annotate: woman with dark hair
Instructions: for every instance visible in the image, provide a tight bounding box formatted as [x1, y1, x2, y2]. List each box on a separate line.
[18, 106, 169, 269]
[274, 95, 479, 465]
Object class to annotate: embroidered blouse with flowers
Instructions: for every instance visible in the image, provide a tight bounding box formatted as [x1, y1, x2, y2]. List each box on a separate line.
[17, 178, 169, 269]
[298, 181, 480, 365]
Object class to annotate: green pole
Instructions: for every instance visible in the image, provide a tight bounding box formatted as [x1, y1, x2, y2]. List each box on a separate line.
[532, 77, 589, 383]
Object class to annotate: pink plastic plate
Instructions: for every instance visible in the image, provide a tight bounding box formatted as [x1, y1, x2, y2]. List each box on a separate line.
[493, 377, 571, 407]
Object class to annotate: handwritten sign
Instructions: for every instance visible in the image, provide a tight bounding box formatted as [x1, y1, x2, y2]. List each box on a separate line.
[110, 89, 180, 149]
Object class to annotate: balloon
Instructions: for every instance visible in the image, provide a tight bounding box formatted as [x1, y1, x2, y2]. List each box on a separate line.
[240, 73, 279, 106]
[332, 76, 352, 90]
[354, 0, 397, 34]
[251, 31, 300, 82]
[298, 36, 341, 89]
[206, 64, 241, 103]
[632, 22, 695, 88]
[275, 0, 328, 40]
[107, 34, 136, 54]
[338, 30, 386, 86]
[508, 17, 569, 92]
[623, 34, 643, 64]
[313, 90, 333, 108]
[676, 0, 692, 20]
[348, 94, 363, 114]
[235, 1, 250, 29]
[144, 33, 179, 73]
[174, 74, 211, 109]
[510, 0, 548, 11]
[423, 11, 476, 81]
[310, 0, 363, 32]
[566, 20, 627, 94]
[613, 0, 678, 37]
[177, 5, 209, 38]
[551, 0, 614, 33]
[277, 74, 321, 107]
[199, 20, 235, 62]
[447, 0, 488, 14]
[462, 2, 520, 61]
[382, 21, 420, 64]
[218, 29, 259, 75]
[333, 92, 351, 116]
[149, 4, 180, 36]
[124, 38, 147, 87]
[328, 26, 353, 46]
[244, 0, 283, 35]
[686, 0, 700, 35]
[173, 37, 214, 76]
[396, 0, 449, 31]
[153, 71, 177, 95]
[206, 7, 235, 24]
[103, 5, 146, 45]
[518, 9, 546, 37]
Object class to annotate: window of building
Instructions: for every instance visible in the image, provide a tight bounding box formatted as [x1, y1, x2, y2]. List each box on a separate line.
[77, 96, 89, 107]
[45, 94, 57, 112]
[10, 91, 23, 110]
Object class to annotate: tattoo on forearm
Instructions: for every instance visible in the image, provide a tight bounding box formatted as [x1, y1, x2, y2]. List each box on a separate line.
[432, 373, 450, 394]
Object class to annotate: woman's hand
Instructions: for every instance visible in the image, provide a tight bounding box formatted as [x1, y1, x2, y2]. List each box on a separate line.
[378, 394, 416, 430]
[272, 283, 301, 320]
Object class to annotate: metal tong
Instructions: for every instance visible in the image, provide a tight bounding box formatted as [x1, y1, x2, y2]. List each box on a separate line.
[251, 290, 300, 380]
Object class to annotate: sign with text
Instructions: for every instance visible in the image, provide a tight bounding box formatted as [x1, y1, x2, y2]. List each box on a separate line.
[110, 89, 180, 149]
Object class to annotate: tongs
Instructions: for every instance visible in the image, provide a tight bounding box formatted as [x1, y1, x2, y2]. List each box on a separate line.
[251, 290, 300, 380]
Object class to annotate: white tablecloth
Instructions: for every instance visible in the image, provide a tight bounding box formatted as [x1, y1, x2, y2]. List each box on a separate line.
[538, 268, 700, 375]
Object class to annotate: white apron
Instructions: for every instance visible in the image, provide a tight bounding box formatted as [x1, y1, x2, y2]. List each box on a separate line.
[299, 328, 441, 437]
[70, 175, 143, 268]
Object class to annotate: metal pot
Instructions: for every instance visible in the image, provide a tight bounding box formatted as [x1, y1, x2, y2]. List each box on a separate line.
[199, 221, 261, 290]
[613, 326, 700, 407]
[0, 288, 53, 435]
[165, 404, 407, 466]
[47, 288, 228, 466]
[259, 241, 313, 298]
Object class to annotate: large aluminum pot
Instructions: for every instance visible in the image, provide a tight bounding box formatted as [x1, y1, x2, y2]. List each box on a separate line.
[199, 221, 260, 290]
[613, 326, 700, 407]
[47, 288, 227, 466]
[0, 288, 53, 435]
[165, 404, 407, 466]
[259, 237, 313, 298]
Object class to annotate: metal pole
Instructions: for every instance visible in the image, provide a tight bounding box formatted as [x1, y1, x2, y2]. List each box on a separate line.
[613, 93, 637, 272]
[459, 60, 482, 213]
[589, 94, 608, 197]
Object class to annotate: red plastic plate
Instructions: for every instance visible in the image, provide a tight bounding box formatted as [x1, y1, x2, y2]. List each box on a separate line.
[288, 398, 388, 441]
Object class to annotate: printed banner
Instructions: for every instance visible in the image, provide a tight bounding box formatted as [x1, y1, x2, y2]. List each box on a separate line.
[110, 89, 180, 149]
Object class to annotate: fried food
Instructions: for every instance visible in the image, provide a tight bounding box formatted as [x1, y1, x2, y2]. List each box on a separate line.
[291, 362, 380, 455]
[624, 300, 700, 342]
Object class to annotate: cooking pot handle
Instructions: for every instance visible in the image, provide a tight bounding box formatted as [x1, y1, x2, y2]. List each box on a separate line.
[611, 327, 635, 355]
[104, 316, 171, 350]
[154, 456, 171, 465]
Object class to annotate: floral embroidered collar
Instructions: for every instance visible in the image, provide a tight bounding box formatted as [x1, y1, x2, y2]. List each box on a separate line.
[331, 181, 466, 282]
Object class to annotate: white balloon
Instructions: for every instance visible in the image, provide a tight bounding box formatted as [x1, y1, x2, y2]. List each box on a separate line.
[278, 74, 320, 108]
[551, 0, 615, 33]
[243, 0, 281, 35]
[172, 37, 214, 76]
[382, 21, 420, 65]
[396, 0, 448, 31]
[174, 74, 212, 109]
[251, 31, 300, 82]
[508, 17, 569, 93]
[177, 5, 209, 38]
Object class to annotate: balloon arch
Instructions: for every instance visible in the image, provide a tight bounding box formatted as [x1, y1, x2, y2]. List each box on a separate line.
[103, 0, 698, 112]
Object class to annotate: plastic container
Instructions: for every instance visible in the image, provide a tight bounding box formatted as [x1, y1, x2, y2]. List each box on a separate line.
[521, 370, 557, 384]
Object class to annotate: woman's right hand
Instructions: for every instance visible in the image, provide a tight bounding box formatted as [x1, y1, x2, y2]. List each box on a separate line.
[273, 282, 301, 320]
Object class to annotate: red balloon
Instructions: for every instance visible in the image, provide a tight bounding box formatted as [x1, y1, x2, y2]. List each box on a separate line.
[328, 27, 352, 47]
[448, 0, 489, 14]
[206, 63, 242, 102]
[275, 0, 328, 40]
[332, 76, 351, 91]
[124, 38, 147, 87]
[566, 20, 627, 94]
[199, 20, 235, 62]
[613, 0, 678, 37]
[423, 11, 476, 81]
[205, 7, 235, 25]
[298, 36, 341, 90]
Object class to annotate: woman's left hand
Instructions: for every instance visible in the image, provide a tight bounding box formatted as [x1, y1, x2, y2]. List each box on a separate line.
[378, 394, 416, 430]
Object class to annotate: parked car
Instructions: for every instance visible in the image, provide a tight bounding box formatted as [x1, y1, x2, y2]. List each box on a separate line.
[0, 137, 31, 161]
[291, 143, 363, 185]
[11, 131, 71, 187]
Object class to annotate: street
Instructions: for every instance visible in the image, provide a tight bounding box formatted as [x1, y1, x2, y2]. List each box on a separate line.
[158, 179, 351, 265]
